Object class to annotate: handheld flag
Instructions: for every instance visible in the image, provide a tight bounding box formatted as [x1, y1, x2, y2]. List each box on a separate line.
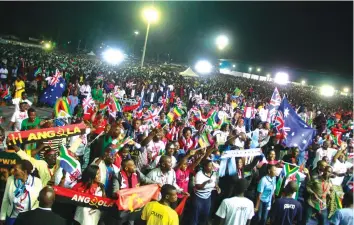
[274, 97, 316, 151]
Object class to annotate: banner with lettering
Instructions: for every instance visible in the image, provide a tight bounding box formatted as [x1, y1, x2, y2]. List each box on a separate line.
[7, 123, 87, 146]
[0, 151, 21, 191]
[220, 148, 262, 159]
[53, 186, 116, 210]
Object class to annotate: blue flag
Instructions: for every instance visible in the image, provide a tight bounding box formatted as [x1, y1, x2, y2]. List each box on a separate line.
[274, 97, 316, 151]
[40, 77, 66, 107]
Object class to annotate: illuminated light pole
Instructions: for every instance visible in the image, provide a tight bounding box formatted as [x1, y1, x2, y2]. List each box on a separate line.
[249, 67, 252, 73]
[343, 87, 349, 93]
[141, 8, 158, 68]
[266, 73, 270, 81]
[301, 80, 306, 85]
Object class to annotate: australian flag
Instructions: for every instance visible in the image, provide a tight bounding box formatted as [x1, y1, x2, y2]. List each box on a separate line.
[40, 69, 67, 107]
[274, 97, 316, 151]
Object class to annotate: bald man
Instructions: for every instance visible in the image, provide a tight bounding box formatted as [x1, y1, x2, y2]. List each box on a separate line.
[14, 186, 66, 225]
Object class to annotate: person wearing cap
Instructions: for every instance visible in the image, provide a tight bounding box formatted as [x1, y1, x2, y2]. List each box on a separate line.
[215, 178, 254, 225]
[10, 141, 59, 187]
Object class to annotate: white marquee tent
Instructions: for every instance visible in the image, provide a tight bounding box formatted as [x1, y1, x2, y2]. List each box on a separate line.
[180, 67, 199, 78]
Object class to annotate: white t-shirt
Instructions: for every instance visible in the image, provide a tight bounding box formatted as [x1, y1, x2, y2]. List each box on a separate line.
[11, 110, 28, 131]
[313, 148, 337, 168]
[195, 170, 217, 199]
[80, 85, 91, 96]
[13, 99, 32, 112]
[0, 68, 8, 79]
[146, 140, 166, 160]
[331, 159, 353, 186]
[259, 108, 269, 122]
[216, 196, 255, 225]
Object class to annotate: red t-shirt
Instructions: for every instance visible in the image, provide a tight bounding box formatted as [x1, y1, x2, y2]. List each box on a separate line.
[92, 118, 107, 135]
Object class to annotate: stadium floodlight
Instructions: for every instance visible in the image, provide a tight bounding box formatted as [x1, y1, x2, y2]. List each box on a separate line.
[103, 49, 125, 65]
[44, 43, 51, 49]
[249, 67, 252, 72]
[232, 64, 236, 68]
[343, 87, 349, 93]
[216, 35, 229, 50]
[141, 7, 159, 68]
[320, 85, 335, 97]
[195, 60, 212, 74]
[257, 68, 261, 72]
[274, 72, 289, 85]
[301, 80, 306, 85]
[134, 31, 139, 35]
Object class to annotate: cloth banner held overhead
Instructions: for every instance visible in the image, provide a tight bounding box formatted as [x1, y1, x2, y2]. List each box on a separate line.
[220, 148, 262, 159]
[7, 123, 87, 146]
[219, 149, 263, 177]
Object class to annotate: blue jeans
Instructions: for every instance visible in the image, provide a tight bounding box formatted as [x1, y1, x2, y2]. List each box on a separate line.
[244, 118, 252, 132]
[190, 194, 211, 225]
[257, 201, 270, 225]
[305, 204, 329, 225]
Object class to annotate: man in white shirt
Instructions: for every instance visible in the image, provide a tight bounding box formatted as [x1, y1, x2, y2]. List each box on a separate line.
[8, 102, 28, 131]
[147, 155, 188, 195]
[0, 65, 8, 82]
[79, 81, 91, 100]
[312, 141, 337, 169]
[215, 178, 254, 225]
[13, 92, 32, 111]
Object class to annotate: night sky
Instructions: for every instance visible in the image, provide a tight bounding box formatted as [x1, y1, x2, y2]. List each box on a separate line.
[0, 1, 352, 87]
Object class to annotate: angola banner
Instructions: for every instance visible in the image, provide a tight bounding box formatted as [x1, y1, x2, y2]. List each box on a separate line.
[53, 186, 116, 211]
[116, 184, 160, 211]
[7, 123, 87, 146]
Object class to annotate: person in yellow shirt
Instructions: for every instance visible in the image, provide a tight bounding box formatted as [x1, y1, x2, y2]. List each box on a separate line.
[14, 76, 25, 99]
[141, 184, 179, 225]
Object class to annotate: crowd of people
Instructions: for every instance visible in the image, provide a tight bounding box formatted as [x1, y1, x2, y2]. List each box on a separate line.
[0, 43, 352, 225]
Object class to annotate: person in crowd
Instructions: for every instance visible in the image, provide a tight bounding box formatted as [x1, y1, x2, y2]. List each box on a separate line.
[310, 159, 328, 180]
[150, 142, 177, 169]
[11, 142, 58, 186]
[190, 159, 220, 225]
[255, 164, 277, 225]
[270, 181, 303, 225]
[141, 184, 179, 225]
[175, 149, 205, 201]
[13, 76, 25, 100]
[13, 186, 66, 225]
[91, 84, 104, 103]
[68, 89, 79, 115]
[0, 160, 42, 225]
[8, 102, 28, 131]
[330, 191, 353, 225]
[147, 155, 188, 196]
[306, 166, 333, 225]
[214, 178, 254, 225]
[72, 165, 105, 225]
[91, 146, 119, 198]
[79, 81, 91, 101]
[282, 147, 300, 165]
[20, 108, 43, 131]
[13, 92, 32, 112]
[179, 127, 195, 152]
[312, 141, 337, 169]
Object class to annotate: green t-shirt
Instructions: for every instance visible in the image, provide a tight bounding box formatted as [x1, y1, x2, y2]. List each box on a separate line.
[21, 117, 41, 131]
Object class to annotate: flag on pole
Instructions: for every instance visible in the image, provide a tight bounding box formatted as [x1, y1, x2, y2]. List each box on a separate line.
[275, 163, 300, 196]
[274, 97, 316, 151]
[267, 87, 281, 123]
[234, 87, 241, 96]
[198, 133, 211, 148]
[34, 67, 42, 77]
[59, 145, 81, 176]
